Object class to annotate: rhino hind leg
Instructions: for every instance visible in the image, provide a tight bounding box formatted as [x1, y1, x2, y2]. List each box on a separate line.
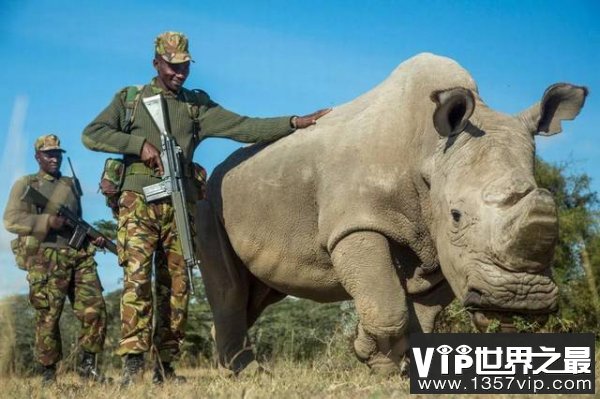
[195, 200, 256, 375]
[246, 277, 286, 327]
[331, 231, 409, 374]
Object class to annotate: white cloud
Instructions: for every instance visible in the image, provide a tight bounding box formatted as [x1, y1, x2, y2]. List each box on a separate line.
[0, 96, 29, 254]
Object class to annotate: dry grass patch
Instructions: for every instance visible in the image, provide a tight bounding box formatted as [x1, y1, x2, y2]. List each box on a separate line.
[0, 299, 17, 375]
[0, 353, 597, 399]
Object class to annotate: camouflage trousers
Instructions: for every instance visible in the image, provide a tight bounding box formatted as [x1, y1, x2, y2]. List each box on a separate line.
[27, 246, 107, 366]
[116, 191, 189, 362]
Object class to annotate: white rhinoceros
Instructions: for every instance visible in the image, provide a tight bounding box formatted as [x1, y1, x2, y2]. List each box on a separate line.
[195, 53, 587, 374]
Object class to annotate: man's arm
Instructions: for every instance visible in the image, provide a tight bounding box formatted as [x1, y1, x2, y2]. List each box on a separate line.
[200, 103, 296, 143]
[198, 92, 330, 143]
[81, 91, 146, 155]
[3, 179, 51, 238]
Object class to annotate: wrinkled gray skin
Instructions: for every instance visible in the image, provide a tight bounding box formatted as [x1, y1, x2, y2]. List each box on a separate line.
[195, 53, 588, 374]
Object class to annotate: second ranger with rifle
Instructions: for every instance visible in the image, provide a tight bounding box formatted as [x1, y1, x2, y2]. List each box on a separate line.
[3, 134, 112, 384]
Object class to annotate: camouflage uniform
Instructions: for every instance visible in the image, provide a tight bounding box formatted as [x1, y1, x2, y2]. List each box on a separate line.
[116, 191, 187, 361]
[28, 246, 106, 365]
[81, 31, 296, 363]
[3, 135, 107, 367]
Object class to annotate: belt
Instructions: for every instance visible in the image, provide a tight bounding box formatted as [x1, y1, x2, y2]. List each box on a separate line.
[125, 162, 194, 177]
[126, 162, 158, 177]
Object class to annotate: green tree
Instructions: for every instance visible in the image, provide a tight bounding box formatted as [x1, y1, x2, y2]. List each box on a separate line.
[535, 158, 600, 333]
[92, 219, 117, 240]
[250, 298, 347, 361]
[535, 158, 599, 279]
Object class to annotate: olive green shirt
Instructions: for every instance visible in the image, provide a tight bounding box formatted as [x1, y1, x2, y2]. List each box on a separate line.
[82, 79, 296, 195]
[3, 171, 81, 248]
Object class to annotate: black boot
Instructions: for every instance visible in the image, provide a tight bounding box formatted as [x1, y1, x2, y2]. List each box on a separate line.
[120, 353, 144, 387]
[41, 364, 56, 385]
[78, 351, 113, 383]
[152, 361, 187, 385]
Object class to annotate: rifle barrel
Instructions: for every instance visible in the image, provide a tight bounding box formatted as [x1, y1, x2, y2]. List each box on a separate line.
[20, 186, 118, 256]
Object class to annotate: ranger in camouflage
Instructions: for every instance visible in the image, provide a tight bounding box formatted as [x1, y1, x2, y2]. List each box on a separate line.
[81, 31, 329, 384]
[3, 134, 110, 384]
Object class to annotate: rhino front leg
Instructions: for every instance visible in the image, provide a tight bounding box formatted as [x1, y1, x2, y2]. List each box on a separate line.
[331, 231, 408, 373]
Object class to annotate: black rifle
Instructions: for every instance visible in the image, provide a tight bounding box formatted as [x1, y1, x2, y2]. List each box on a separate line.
[142, 94, 200, 294]
[20, 185, 117, 255]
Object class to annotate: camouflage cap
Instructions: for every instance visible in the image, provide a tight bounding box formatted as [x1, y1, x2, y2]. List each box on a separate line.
[155, 31, 193, 64]
[34, 134, 65, 152]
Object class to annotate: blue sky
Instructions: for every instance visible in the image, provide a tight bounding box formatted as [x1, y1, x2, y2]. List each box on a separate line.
[0, 0, 598, 296]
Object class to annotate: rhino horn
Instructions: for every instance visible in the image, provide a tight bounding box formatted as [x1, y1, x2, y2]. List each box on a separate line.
[517, 83, 588, 136]
[430, 87, 475, 137]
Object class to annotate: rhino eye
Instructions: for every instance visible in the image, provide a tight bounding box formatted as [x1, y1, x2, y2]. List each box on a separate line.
[451, 209, 462, 223]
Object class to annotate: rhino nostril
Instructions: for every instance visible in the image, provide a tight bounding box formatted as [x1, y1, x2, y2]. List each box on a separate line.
[502, 188, 534, 206]
[451, 209, 462, 223]
[483, 179, 535, 207]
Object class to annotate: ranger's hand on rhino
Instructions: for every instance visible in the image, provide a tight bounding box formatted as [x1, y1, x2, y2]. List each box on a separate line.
[292, 108, 332, 129]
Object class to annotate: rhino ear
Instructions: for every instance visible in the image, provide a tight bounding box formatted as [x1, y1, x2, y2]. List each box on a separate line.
[431, 88, 475, 137]
[517, 83, 588, 136]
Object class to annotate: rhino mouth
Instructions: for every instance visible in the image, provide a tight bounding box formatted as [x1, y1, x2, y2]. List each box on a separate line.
[463, 286, 558, 313]
[461, 265, 559, 331]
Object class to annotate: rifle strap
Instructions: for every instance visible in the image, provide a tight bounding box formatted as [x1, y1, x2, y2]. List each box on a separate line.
[26, 174, 39, 188]
[182, 89, 202, 142]
[122, 85, 201, 138]
[25, 174, 41, 214]
[123, 85, 145, 133]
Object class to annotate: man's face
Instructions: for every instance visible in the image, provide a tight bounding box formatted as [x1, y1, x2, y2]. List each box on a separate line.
[35, 150, 63, 176]
[154, 57, 190, 93]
